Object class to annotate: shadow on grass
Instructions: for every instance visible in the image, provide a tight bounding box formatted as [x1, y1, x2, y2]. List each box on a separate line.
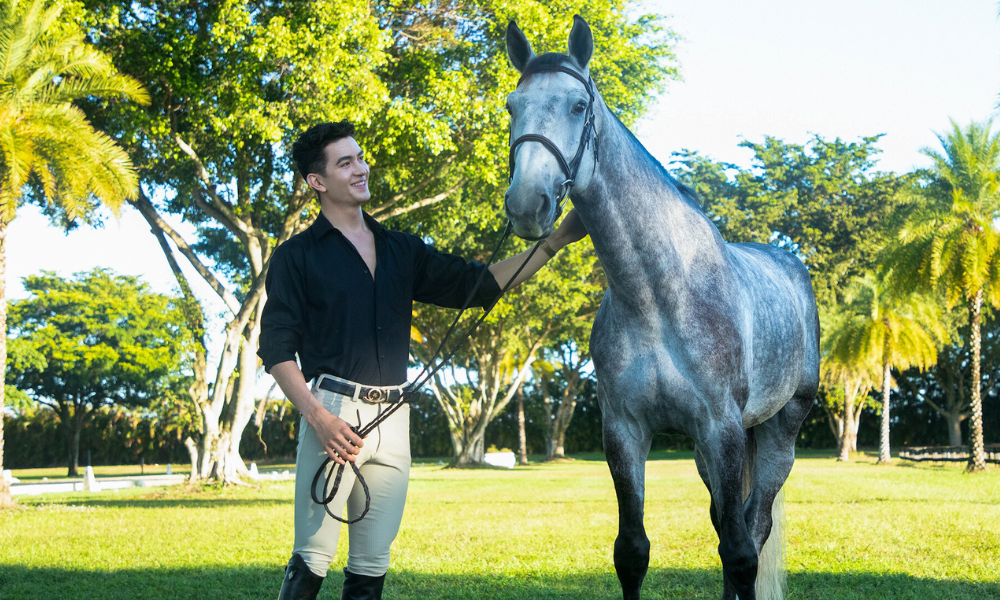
[1, 565, 997, 600]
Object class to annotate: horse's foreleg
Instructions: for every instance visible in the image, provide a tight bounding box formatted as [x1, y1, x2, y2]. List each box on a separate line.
[699, 421, 758, 600]
[604, 416, 653, 600]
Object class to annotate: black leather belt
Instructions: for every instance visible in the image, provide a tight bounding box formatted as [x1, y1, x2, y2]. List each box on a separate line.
[316, 375, 407, 404]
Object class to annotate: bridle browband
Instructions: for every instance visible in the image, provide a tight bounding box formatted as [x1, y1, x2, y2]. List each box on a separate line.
[507, 64, 600, 213]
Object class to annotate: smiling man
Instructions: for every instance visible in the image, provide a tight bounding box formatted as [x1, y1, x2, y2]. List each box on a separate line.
[258, 120, 587, 600]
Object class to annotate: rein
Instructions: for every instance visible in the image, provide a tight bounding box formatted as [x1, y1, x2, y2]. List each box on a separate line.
[507, 64, 600, 213]
[311, 221, 546, 524]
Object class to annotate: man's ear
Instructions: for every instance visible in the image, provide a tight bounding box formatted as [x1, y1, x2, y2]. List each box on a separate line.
[506, 20, 535, 73]
[567, 15, 593, 70]
[306, 172, 326, 194]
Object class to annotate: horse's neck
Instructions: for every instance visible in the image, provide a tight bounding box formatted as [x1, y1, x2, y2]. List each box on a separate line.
[574, 113, 727, 311]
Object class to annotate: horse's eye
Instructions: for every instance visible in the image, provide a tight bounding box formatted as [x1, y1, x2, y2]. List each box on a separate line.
[573, 101, 587, 115]
[505, 102, 512, 115]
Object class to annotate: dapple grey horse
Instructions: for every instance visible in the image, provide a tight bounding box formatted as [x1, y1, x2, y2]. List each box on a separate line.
[503, 16, 819, 600]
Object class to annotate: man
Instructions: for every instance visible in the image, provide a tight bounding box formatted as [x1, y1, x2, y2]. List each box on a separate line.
[258, 120, 587, 600]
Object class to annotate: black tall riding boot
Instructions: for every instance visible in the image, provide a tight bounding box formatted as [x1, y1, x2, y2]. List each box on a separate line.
[340, 568, 385, 600]
[277, 554, 324, 600]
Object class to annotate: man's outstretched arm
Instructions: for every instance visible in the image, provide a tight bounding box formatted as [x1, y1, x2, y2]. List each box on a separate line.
[488, 208, 589, 290]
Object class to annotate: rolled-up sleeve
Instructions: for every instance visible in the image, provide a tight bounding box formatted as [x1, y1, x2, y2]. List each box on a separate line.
[412, 237, 502, 309]
[258, 243, 306, 372]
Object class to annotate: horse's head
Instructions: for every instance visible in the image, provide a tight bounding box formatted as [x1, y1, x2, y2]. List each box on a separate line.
[504, 16, 598, 240]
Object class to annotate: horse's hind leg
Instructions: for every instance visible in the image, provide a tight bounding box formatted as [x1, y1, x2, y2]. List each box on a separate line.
[698, 418, 759, 600]
[743, 394, 813, 600]
[603, 407, 654, 600]
[695, 448, 740, 600]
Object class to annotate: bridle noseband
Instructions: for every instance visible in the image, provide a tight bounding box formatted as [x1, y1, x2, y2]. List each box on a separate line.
[507, 64, 600, 214]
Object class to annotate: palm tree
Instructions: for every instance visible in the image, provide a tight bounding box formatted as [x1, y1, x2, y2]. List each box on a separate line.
[819, 305, 877, 462]
[826, 274, 945, 464]
[0, 0, 147, 507]
[883, 119, 1000, 472]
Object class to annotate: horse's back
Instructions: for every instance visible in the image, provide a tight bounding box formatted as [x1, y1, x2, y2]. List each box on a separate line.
[726, 242, 820, 426]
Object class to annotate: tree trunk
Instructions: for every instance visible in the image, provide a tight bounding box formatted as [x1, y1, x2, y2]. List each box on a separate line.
[184, 436, 199, 483]
[547, 370, 582, 460]
[453, 427, 486, 466]
[947, 416, 963, 448]
[837, 390, 854, 462]
[849, 413, 860, 453]
[218, 308, 264, 482]
[878, 362, 891, 464]
[968, 290, 987, 472]
[69, 403, 84, 477]
[516, 384, 528, 466]
[429, 345, 539, 467]
[0, 219, 14, 508]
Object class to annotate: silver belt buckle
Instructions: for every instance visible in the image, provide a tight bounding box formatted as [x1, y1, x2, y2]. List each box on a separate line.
[360, 387, 384, 404]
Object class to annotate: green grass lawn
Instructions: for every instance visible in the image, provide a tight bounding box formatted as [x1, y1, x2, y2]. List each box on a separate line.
[2, 450, 998, 599]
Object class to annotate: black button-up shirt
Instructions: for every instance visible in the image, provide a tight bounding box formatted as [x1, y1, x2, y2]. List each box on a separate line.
[258, 213, 501, 386]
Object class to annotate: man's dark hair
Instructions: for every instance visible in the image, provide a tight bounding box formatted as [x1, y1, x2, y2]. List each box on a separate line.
[292, 120, 356, 179]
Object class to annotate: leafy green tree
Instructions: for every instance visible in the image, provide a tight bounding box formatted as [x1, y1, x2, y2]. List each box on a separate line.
[79, 0, 395, 482]
[673, 136, 907, 307]
[825, 274, 945, 463]
[882, 119, 1000, 472]
[6, 269, 190, 476]
[0, 0, 146, 506]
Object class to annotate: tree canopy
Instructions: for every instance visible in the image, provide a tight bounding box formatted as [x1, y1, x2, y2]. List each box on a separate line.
[6, 269, 190, 475]
[673, 136, 907, 307]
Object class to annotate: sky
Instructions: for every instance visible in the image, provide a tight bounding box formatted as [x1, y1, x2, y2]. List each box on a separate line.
[7, 1, 1000, 316]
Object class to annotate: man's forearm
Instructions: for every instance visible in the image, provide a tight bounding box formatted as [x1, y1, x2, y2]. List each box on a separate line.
[488, 238, 560, 291]
[270, 360, 363, 464]
[270, 361, 325, 426]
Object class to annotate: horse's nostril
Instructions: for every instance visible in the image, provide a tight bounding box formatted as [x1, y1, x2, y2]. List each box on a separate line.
[536, 192, 552, 219]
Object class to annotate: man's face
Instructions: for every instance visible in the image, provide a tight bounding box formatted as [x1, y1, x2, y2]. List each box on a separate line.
[310, 136, 370, 206]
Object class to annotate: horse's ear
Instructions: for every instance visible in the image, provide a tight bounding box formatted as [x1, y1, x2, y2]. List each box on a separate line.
[506, 20, 535, 73]
[567, 15, 593, 70]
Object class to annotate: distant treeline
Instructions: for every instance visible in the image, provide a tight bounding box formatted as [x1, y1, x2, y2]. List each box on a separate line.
[7, 376, 999, 469]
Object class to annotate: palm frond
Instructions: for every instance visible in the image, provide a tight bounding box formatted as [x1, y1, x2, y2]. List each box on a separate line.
[0, 0, 145, 223]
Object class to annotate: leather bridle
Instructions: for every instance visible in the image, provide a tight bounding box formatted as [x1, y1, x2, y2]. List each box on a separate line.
[507, 64, 600, 215]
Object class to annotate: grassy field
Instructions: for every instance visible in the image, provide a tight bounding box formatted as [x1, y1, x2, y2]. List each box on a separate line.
[1, 450, 998, 599]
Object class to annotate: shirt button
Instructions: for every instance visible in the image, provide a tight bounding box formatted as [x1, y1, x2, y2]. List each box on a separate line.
[378, 326, 382, 331]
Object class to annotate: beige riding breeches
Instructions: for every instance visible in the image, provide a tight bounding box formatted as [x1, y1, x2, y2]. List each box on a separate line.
[293, 383, 410, 578]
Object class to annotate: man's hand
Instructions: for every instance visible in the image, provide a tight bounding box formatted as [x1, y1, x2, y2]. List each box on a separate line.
[549, 208, 589, 250]
[269, 361, 365, 466]
[309, 408, 364, 465]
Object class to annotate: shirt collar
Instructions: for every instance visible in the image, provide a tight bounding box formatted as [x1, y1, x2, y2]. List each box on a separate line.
[308, 211, 387, 241]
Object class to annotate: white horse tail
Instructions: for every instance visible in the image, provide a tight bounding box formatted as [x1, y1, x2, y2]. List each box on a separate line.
[743, 432, 787, 600]
[757, 488, 787, 600]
